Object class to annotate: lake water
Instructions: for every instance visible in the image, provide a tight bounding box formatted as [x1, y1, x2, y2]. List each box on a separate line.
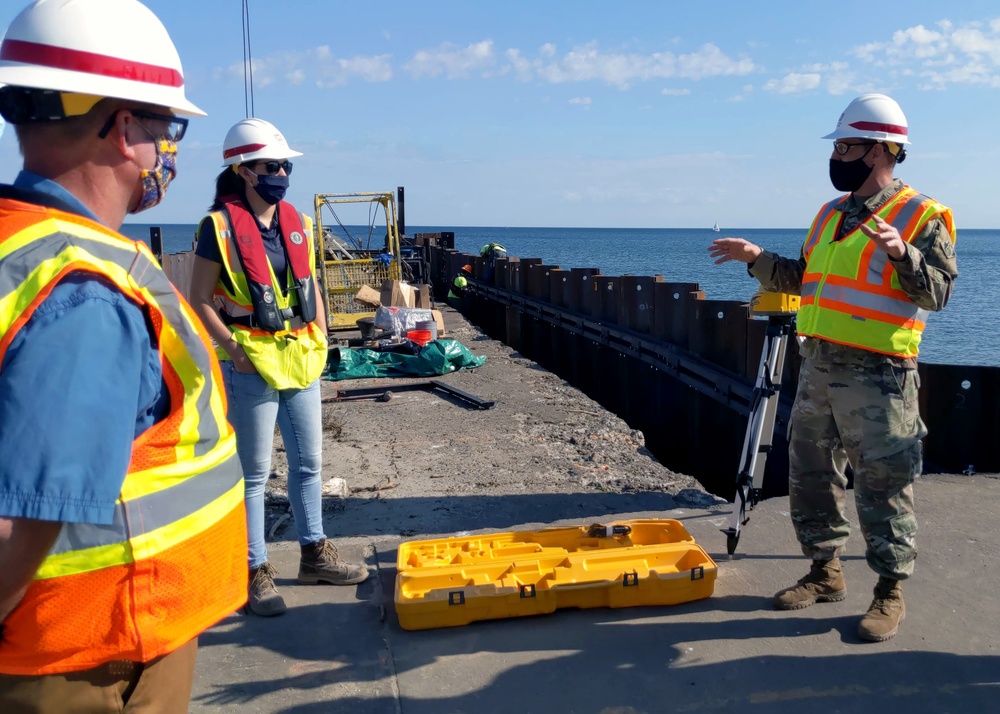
[121, 223, 996, 367]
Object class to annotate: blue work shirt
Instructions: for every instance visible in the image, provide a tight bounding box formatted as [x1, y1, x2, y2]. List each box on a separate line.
[0, 173, 169, 524]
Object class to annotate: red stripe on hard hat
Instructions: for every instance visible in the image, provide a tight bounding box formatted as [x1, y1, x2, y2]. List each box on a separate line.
[0, 39, 183, 88]
[848, 120, 908, 136]
[223, 143, 267, 159]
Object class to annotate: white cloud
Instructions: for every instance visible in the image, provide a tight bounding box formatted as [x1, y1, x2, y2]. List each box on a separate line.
[524, 42, 754, 88]
[951, 27, 1000, 63]
[505, 48, 534, 81]
[763, 72, 821, 94]
[825, 71, 858, 96]
[314, 53, 393, 88]
[333, 56, 393, 83]
[404, 40, 496, 79]
[802, 61, 848, 73]
[214, 46, 391, 88]
[661, 87, 691, 96]
[568, 96, 592, 105]
[848, 19, 1000, 88]
[895, 25, 947, 58]
[213, 38, 754, 92]
[727, 84, 753, 102]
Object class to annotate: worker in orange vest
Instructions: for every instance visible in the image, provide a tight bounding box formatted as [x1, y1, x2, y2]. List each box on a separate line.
[0, 1, 247, 711]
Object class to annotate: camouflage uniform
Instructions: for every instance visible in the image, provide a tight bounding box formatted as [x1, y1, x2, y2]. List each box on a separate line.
[750, 179, 958, 580]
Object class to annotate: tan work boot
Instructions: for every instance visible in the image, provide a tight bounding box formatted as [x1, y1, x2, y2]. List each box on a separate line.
[858, 576, 905, 642]
[298, 539, 369, 585]
[247, 562, 287, 617]
[773, 558, 847, 610]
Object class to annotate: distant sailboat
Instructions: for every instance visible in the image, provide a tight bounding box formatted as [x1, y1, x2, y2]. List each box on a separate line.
[712, 221, 720, 232]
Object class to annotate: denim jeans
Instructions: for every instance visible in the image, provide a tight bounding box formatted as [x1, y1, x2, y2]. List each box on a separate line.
[222, 361, 325, 568]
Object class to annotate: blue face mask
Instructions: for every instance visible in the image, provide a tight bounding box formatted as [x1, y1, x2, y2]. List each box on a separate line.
[252, 174, 289, 205]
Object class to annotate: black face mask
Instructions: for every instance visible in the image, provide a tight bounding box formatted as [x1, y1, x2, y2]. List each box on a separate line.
[252, 174, 289, 205]
[829, 155, 874, 193]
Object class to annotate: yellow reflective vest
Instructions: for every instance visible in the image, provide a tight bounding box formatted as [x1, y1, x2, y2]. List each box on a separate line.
[796, 186, 955, 358]
[201, 202, 327, 390]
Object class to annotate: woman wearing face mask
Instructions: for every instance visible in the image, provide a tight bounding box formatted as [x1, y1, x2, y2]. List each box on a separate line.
[190, 118, 368, 618]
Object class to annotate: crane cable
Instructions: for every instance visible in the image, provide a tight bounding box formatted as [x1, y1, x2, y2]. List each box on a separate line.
[241, 0, 255, 118]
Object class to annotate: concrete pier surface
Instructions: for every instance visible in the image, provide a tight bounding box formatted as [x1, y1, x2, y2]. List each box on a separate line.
[190, 307, 999, 714]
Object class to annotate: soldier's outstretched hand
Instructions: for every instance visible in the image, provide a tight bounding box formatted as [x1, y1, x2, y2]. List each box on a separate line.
[708, 237, 763, 265]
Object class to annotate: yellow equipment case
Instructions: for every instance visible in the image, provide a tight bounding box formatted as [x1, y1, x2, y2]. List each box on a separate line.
[395, 519, 717, 631]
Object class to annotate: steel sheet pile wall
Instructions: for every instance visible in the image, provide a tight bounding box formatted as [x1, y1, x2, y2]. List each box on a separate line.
[427, 237, 997, 495]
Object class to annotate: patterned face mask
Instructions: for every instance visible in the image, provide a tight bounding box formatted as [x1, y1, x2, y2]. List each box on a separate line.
[130, 138, 177, 214]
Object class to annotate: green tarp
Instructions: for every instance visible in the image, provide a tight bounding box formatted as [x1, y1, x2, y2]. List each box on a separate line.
[327, 339, 487, 381]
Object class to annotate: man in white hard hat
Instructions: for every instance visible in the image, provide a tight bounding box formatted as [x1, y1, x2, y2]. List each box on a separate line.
[709, 94, 958, 642]
[0, 1, 247, 710]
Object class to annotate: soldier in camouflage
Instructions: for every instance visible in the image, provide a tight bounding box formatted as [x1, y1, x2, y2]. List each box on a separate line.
[708, 94, 958, 642]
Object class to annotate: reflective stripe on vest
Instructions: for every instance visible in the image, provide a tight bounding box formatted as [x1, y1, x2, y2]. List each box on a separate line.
[795, 187, 956, 358]
[0, 196, 247, 674]
[203, 204, 327, 390]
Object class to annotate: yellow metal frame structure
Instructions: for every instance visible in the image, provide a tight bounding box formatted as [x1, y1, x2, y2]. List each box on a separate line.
[314, 192, 402, 330]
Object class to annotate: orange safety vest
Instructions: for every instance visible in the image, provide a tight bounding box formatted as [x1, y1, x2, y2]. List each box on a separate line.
[0, 192, 247, 675]
[200, 200, 327, 390]
[795, 186, 956, 358]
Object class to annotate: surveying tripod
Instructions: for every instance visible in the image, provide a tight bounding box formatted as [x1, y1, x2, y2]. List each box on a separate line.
[722, 291, 798, 556]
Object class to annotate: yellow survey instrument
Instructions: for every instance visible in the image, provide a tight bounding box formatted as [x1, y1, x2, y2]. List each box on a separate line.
[749, 289, 800, 317]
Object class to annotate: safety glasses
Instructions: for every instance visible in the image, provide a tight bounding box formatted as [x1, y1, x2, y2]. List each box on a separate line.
[253, 160, 294, 176]
[98, 109, 188, 142]
[832, 140, 876, 156]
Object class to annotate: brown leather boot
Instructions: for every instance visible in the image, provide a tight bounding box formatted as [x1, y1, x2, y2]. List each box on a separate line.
[858, 576, 905, 642]
[298, 539, 369, 585]
[773, 558, 847, 610]
[247, 562, 286, 617]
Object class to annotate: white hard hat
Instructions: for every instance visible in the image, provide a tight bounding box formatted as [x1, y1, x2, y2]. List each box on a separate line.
[222, 117, 302, 165]
[0, 0, 203, 117]
[822, 93, 909, 145]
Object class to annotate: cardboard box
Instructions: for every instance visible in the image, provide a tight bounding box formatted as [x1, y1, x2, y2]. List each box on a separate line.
[414, 284, 431, 309]
[431, 309, 446, 337]
[354, 284, 382, 308]
[380, 279, 415, 308]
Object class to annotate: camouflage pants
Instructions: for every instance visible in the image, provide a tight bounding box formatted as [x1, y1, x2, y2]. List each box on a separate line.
[788, 357, 927, 579]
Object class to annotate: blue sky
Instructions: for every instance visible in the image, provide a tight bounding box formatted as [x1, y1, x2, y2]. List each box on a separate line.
[2, 0, 1000, 228]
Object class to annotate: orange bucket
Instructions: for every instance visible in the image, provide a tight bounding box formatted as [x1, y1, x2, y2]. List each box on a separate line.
[407, 329, 432, 346]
